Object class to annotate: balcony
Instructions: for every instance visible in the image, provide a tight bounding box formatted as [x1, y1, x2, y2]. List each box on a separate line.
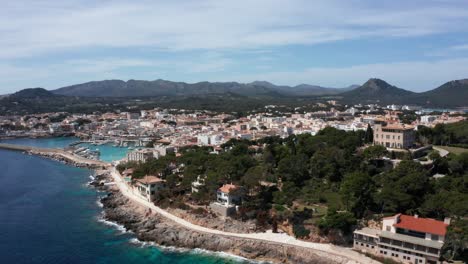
[379, 231, 442, 258]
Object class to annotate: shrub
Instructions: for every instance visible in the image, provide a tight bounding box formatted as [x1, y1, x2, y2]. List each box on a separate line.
[293, 224, 310, 238]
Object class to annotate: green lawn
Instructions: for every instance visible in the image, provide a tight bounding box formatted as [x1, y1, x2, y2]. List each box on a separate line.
[436, 145, 468, 155]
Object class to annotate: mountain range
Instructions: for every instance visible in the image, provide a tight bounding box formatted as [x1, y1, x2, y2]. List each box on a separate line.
[1, 78, 468, 115]
[52, 79, 357, 98]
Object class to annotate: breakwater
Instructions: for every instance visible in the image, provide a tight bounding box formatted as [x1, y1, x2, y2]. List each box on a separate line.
[0, 143, 110, 169]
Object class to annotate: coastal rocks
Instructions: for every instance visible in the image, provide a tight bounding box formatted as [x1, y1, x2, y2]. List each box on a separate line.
[28, 150, 106, 169]
[100, 192, 353, 264]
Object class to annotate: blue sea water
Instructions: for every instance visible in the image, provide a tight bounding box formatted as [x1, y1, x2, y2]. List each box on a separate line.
[1, 137, 130, 162]
[0, 147, 249, 263]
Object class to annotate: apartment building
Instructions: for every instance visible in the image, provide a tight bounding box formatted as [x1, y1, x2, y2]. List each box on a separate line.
[354, 214, 450, 264]
[373, 123, 415, 149]
[126, 149, 154, 163]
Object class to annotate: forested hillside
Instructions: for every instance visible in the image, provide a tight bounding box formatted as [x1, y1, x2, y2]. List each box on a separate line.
[119, 127, 468, 261]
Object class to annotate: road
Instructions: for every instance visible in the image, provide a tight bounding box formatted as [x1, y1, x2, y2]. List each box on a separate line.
[110, 168, 380, 264]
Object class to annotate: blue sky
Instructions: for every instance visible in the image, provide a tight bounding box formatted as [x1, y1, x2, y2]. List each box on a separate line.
[1, 0, 468, 93]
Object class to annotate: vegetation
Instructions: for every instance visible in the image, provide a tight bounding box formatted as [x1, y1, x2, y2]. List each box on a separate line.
[417, 121, 468, 147]
[119, 126, 467, 257]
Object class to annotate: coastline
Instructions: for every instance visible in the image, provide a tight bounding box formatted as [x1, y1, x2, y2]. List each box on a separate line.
[2, 144, 378, 264]
[96, 184, 350, 264]
[0, 143, 110, 169]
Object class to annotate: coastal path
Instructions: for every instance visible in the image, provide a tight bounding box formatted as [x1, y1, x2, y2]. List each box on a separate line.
[110, 169, 380, 264]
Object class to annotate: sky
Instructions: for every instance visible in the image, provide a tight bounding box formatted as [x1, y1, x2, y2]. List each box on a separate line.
[1, 0, 468, 94]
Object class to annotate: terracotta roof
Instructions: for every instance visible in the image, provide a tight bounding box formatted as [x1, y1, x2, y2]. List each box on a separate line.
[136, 175, 165, 185]
[393, 214, 448, 236]
[383, 124, 414, 130]
[218, 184, 238, 193]
[122, 168, 134, 175]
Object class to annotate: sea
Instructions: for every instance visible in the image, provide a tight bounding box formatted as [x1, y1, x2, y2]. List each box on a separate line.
[0, 137, 250, 264]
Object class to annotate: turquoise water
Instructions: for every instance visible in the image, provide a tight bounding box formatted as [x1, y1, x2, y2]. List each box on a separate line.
[1, 137, 131, 162]
[0, 148, 249, 264]
[79, 143, 131, 162]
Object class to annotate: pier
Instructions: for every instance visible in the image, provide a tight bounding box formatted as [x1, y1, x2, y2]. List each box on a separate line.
[0, 143, 110, 169]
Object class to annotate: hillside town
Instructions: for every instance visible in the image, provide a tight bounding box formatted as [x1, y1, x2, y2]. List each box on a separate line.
[1, 102, 467, 264]
[1, 102, 465, 148]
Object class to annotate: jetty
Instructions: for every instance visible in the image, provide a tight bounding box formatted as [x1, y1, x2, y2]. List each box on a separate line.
[0, 143, 110, 169]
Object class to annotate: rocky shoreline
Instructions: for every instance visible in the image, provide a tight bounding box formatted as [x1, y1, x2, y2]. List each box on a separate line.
[28, 150, 105, 169]
[91, 174, 356, 264]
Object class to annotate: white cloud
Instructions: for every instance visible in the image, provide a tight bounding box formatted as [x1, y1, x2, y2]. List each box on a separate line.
[1, 0, 468, 58]
[451, 44, 468, 50]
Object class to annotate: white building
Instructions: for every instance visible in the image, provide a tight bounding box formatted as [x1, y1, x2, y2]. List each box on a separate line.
[216, 184, 243, 206]
[134, 175, 166, 202]
[191, 175, 205, 193]
[210, 184, 244, 217]
[153, 144, 175, 158]
[354, 214, 450, 264]
[126, 149, 154, 163]
[420, 115, 437, 124]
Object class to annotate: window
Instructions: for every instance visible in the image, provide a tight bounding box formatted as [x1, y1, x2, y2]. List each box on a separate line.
[386, 226, 391, 231]
[431, 234, 438, 241]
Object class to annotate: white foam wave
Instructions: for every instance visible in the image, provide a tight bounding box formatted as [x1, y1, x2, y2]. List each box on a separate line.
[97, 215, 130, 234]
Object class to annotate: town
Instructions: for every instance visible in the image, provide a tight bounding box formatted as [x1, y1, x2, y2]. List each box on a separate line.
[1, 101, 467, 264]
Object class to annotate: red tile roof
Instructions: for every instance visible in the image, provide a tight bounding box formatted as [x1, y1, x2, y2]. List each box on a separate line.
[218, 184, 238, 193]
[393, 214, 448, 236]
[136, 175, 165, 185]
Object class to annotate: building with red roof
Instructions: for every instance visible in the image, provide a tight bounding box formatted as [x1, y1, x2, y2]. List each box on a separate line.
[354, 214, 451, 264]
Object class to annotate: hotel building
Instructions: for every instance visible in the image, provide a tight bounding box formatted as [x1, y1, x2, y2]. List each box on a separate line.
[354, 214, 450, 264]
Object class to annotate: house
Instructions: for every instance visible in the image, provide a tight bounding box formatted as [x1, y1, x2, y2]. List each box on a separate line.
[210, 184, 244, 217]
[133, 175, 166, 202]
[354, 214, 450, 264]
[373, 123, 415, 149]
[121, 168, 134, 184]
[153, 144, 175, 158]
[216, 184, 243, 206]
[191, 175, 205, 193]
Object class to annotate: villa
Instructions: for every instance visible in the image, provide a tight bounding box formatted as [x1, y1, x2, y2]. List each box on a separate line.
[354, 214, 450, 264]
[210, 183, 244, 217]
[373, 123, 415, 149]
[133, 175, 166, 202]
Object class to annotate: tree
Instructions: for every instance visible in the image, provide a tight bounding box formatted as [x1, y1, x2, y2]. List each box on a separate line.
[441, 218, 468, 262]
[362, 145, 388, 160]
[317, 209, 356, 234]
[242, 166, 264, 194]
[364, 124, 373, 143]
[340, 172, 375, 218]
[277, 154, 310, 185]
[376, 161, 430, 213]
